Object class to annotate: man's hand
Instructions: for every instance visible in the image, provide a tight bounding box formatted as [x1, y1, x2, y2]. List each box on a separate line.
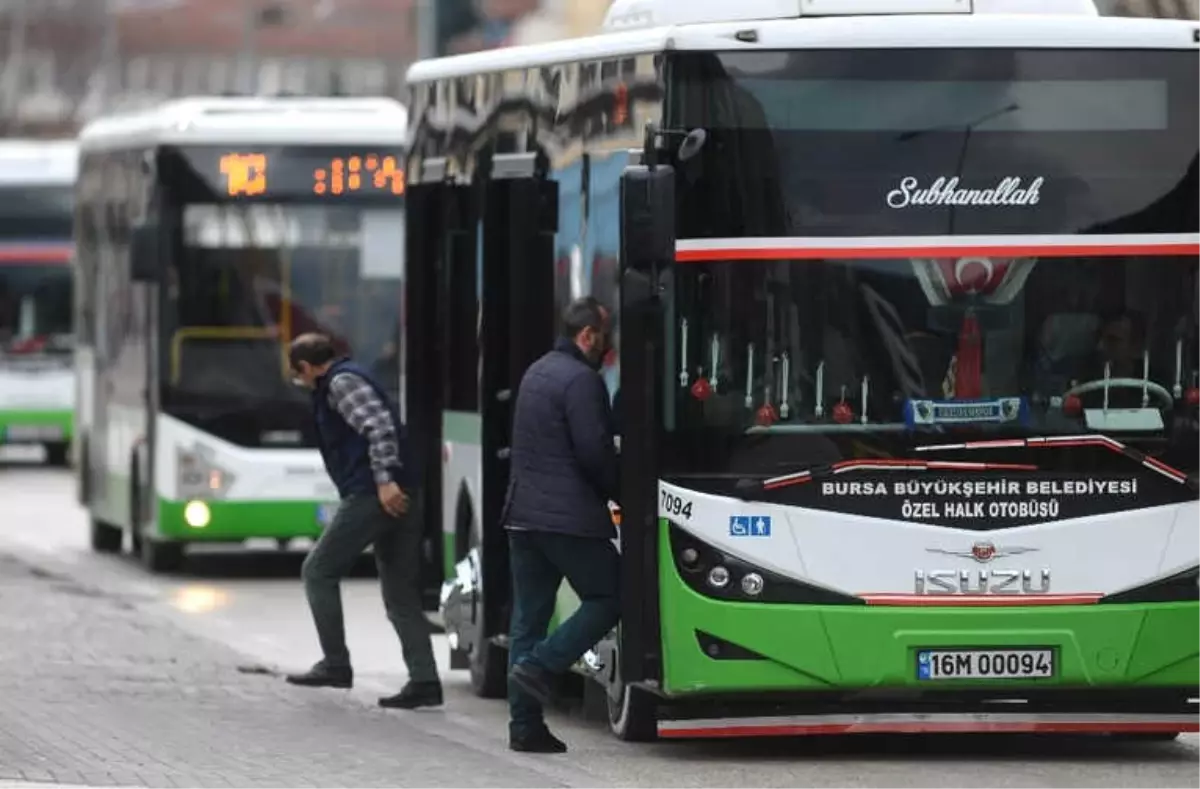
[378, 481, 409, 518]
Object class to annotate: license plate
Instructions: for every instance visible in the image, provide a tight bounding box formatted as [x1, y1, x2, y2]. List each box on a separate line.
[4, 424, 62, 442]
[316, 503, 339, 527]
[917, 648, 1054, 680]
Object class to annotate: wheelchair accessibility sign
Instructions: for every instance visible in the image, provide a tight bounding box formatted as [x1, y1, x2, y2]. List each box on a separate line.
[729, 515, 771, 537]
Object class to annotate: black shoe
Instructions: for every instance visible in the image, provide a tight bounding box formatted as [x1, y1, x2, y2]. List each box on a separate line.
[509, 661, 553, 706]
[510, 727, 568, 754]
[286, 663, 353, 689]
[378, 681, 443, 709]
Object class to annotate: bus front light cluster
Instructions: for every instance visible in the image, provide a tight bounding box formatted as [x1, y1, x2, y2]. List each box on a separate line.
[177, 446, 235, 500]
[669, 523, 864, 606]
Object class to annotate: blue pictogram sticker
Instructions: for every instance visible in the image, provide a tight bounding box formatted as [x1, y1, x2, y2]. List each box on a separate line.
[729, 515, 772, 537]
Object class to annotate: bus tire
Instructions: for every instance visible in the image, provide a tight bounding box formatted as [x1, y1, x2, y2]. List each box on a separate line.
[608, 681, 658, 742]
[470, 634, 509, 699]
[89, 517, 122, 553]
[45, 442, 69, 468]
[462, 498, 508, 699]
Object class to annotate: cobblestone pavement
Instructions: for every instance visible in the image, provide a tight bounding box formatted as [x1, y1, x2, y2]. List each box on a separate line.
[0, 550, 600, 788]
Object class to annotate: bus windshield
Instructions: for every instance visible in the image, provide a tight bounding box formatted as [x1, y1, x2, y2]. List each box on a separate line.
[0, 185, 74, 238]
[662, 47, 1198, 484]
[0, 259, 73, 356]
[162, 203, 403, 448]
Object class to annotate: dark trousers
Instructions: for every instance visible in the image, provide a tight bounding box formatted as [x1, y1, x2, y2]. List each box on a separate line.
[507, 529, 620, 736]
[301, 492, 439, 684]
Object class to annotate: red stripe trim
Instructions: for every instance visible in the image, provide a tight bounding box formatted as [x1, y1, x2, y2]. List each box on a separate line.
[676, 243, 1199, 263]
[658, 720, 1197, 738]
[0, 247, 71, 263]
[926, 461, 1038, 471]
[861, 594, 1102, 607]
[1144, 456, 1188, 482]
[763, 478, 812, 490]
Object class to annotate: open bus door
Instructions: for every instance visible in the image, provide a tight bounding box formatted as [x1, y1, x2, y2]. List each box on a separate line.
[434, 150, 558, 697]
[610, 158, 675, 740]
[404, 159, 463, 612]
[472, 152, 558, 695]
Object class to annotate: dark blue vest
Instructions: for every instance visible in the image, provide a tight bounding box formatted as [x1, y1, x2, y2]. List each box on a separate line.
[312, 358, 414, 499]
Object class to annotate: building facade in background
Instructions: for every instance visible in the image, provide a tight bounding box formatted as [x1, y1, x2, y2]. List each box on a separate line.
[0, 0, 420, 135]
[0, 0, 618, 136]
[436, 0, 611, 54]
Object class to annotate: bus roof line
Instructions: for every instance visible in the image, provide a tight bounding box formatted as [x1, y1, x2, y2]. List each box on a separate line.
[77, 96, 409, 152]
[406, 16, 1197, 84]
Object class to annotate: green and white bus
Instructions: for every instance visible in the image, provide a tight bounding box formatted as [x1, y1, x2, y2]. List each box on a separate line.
[408, 0, 1199, 740]
[75, 97, 410, 572]
[0, 140, 76, 466]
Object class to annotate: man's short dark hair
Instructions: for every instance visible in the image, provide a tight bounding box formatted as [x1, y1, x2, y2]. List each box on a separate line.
[289, 332, 338, 370]
[561, 296, 608, 339]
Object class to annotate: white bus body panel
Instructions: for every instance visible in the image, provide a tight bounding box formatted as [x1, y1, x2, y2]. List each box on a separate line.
[659, 481, 1199, 598]
[0, 367, 73, 411]
[155, 413, 336, 502]
[0, 140, 77, 185]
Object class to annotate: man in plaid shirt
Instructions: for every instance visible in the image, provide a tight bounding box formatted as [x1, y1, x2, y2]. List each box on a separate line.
[284, 333, 442, 710]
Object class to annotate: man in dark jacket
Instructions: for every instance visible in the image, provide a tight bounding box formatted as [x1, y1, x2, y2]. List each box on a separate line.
[284, 332, 442, 710]
[503, 297, 620, 753]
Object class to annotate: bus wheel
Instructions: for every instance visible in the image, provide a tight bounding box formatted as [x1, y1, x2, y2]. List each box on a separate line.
[89, 518, 122, 553]
[45, 442, 69, 468]
[467, 551, 508, 697]
[140, 537, 184, 573]
[608, 680, 658, 742]
[605, 643, 657, 742]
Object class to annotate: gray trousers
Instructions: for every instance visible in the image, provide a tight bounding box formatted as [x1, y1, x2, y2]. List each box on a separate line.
[301, 492, 439, 684]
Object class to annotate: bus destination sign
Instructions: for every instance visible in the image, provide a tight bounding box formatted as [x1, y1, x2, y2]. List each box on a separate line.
[170, 146, 406, 202]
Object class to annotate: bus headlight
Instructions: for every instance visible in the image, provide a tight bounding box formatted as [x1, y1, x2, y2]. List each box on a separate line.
[707, 566, 730, 589]
[669, 523, 864, 606]
[183, 500, 211, 528]
[740, 572, 765, 597]
[177, 447, 234, 499]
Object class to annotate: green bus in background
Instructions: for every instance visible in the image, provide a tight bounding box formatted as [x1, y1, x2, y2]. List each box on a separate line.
[0, 139, 76, 467]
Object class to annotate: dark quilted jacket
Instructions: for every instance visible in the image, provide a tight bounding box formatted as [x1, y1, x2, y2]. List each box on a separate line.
[501, 338, 618, 539]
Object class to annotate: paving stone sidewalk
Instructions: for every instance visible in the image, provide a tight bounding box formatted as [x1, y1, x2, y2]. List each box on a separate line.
[0, 552, 583, 788]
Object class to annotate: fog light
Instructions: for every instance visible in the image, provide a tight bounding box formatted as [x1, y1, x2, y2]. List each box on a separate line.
[707, 565, 730, 588]
[680, 547, 700, 567]
[183, 500, 211, 529]
[741, 572, 765, 596]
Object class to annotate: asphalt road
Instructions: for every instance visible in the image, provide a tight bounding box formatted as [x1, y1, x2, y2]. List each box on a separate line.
[1, 450, 1197, 788]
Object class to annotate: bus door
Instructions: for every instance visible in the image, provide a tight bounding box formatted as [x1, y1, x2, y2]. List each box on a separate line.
[617, 161, 675, 688]
[478, 152, 558, 645]
[405, 163, 466, 611]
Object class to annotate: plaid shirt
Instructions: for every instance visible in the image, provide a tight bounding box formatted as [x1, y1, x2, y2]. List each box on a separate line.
[325, 371, 401, 486]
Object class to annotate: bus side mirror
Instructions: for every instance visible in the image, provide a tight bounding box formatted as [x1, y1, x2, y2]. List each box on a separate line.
[130, 221, 159, 283]
[620, 164, 675, 272]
